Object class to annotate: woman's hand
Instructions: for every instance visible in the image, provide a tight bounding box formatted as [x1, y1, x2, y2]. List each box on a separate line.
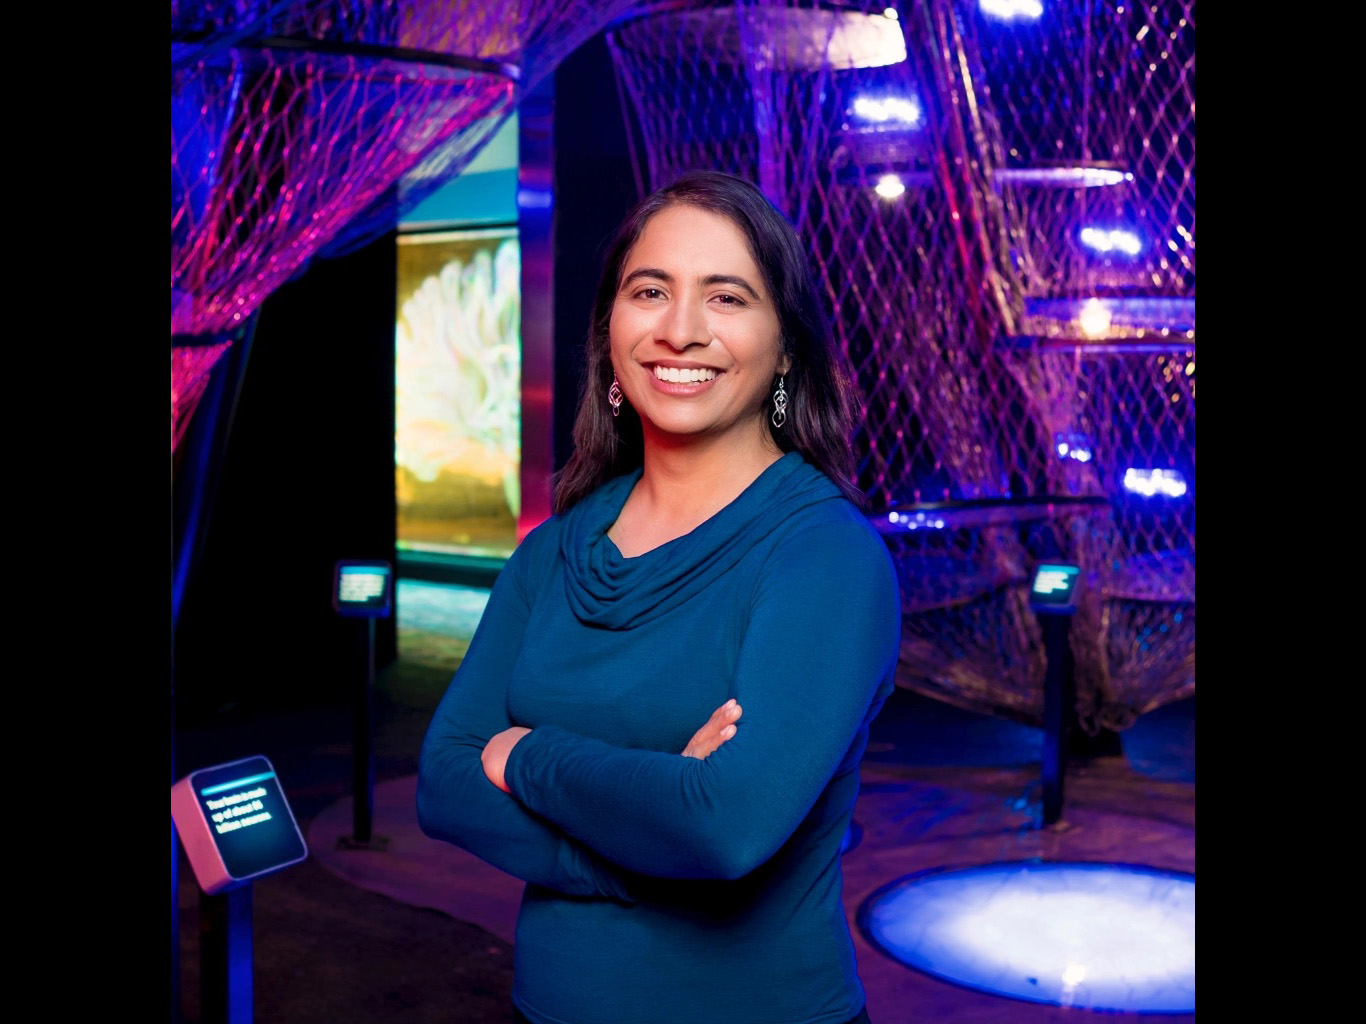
[482, 726, 532, 794]
[681, 698, 743, 759]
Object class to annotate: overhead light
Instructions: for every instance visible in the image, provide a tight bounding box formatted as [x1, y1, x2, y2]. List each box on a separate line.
[1078, 299, 1112, 338]
[852, 94, 923, 127]
[1080, 226, 1142, 256]
[980, 0, 1045, 23]
[874, 174, 907, 199]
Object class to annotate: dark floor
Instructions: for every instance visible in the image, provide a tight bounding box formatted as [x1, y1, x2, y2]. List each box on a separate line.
[172, 582, 1194, 1024]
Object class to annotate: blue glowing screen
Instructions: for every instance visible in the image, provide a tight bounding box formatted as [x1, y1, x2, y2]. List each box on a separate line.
[190, 756, 308, 884]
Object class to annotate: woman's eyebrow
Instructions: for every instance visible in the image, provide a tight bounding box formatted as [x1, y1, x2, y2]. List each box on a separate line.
[702, 274, 761, 300]
[621, 267, 762, 301]
[621, 267, 673, 289]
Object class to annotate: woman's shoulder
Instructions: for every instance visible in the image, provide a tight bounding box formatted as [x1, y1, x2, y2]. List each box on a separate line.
[768, 468, 891, 564]
[498, 513, 569, 591]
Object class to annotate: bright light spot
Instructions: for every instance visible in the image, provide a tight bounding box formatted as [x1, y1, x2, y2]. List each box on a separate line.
[980, 0, 1044, 22]
[853, 95, 922, 126]
[862, 863, 1195, 1013]
[1078, 299, 1112, 338]
[995, 167, 1131, 188]
[883, 6, 899, 19]
[1080, 226, 1142, 255]
[1032, 568, 1076, 596]
[875, 174, 907, 199]
[1123, 468, 1188, 498]
[886, 510, 945, 530]
[1054, 432, 1092, 462]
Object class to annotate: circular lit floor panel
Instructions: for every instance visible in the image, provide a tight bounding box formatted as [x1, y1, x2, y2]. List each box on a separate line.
[858, 861, 1195, 1014]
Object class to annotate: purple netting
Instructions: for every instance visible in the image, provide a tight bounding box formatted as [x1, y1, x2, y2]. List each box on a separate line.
[172, 341, 235, 454]
[607, 0, 1195, 728]
[171, 0, 641, 450]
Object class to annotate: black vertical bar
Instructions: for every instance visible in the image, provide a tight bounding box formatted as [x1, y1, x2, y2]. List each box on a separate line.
[200, 885, 253, 1024]
[353, 619, 375, 842]
[1040, 613, 1074, 826]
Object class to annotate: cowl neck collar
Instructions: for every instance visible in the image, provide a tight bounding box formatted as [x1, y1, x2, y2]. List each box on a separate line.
[560, 452, 842, 629]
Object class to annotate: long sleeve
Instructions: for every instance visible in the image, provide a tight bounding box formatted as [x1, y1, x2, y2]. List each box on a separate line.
[415, 528, 634, 901]
[502, 518, 900, 880]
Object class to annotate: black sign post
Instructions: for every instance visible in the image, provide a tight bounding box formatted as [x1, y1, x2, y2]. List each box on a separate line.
[1029, 564, 1082, 827]
[333, 560, 393, 850]
[171, 755, 309, 1024]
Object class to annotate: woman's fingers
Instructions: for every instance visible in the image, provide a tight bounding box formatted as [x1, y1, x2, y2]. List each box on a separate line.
[681, 699, 742, 759]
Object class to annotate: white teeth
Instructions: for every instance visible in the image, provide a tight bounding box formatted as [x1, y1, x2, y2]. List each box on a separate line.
[654, 366, 718, 383]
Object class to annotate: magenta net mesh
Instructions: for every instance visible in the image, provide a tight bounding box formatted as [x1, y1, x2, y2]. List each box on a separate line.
[171, 0, 640, 452]
[608, 0, 1194, 729]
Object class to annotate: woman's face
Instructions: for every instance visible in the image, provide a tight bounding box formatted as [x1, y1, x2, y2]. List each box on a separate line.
[609, 204, 789, 450]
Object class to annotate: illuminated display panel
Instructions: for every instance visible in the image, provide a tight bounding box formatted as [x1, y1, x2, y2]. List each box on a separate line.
[1030, 563, 1082, 614]
[395, 227, 521, 561]
[333, 560, 394, 617]
[171, 755, 308, 894]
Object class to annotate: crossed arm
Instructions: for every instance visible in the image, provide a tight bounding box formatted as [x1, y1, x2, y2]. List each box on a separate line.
[480, 698, 742, 794]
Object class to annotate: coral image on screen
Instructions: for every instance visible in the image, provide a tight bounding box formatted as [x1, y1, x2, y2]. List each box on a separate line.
[396, 227, 520, 560]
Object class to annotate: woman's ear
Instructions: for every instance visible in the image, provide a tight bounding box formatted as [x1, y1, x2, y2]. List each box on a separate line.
[778, 350, 793, 376]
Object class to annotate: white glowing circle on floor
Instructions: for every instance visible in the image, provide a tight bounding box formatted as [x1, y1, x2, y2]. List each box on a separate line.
[859, 861, 1194, 1013]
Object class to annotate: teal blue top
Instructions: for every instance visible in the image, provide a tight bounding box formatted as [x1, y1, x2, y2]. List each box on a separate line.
[417, 453, 901, 1024]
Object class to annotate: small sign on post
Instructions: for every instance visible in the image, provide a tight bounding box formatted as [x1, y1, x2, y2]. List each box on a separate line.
[333, 559, 393, 849]
[172, 755, 308, 1024]
[1029, 563, 1083, 827]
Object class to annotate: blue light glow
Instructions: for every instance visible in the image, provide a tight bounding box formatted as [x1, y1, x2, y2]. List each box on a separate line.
[979, 0, 1044, 22]
[852, 95, 923, 127]
[1123, 468, 1188, 498]
[1053, 431, 1093, 463]
[860, 862, 1195, 1013]
[516, 186, 553, 210]
[201, 772, 276, 796]
[1080, 226, 1143, 256]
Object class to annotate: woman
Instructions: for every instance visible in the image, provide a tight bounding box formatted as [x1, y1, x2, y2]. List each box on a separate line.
[417, 171, 901, 1024]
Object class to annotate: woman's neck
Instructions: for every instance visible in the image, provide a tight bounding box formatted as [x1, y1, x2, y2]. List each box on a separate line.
[609, 428, 785, 557]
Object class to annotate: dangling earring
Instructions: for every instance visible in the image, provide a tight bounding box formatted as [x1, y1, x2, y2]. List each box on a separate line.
[771, 375, 788, 429]
[608, 373, 624, 418]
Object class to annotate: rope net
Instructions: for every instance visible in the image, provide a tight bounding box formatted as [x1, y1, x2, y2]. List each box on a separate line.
[607, 0, 1194, 729]
[171, 0, 640, 452]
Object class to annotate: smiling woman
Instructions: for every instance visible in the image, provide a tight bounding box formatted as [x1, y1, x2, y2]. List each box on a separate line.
[612, 204, 786, 450]
[416, 171, 900, 1024]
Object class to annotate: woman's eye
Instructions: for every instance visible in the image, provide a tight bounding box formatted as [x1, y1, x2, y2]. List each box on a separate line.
[636, 287, 665, 300]
[713, 293, 745, 306]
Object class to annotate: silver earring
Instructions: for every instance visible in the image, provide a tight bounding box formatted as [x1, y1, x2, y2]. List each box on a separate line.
[608, 373, 624, 418]
[771, 375, 788, 429]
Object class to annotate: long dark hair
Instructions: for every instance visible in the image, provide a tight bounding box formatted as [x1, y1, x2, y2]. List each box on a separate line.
[552, 170, 863, 514]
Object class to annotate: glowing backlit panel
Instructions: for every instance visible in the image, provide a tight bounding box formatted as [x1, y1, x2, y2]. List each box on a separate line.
[1030, 563, 1081, 613]
[333, 560, 394, 618]
[396, 228, 521, 560]
[860, 862, 1195, 1013]
[171, 756, 308, 895]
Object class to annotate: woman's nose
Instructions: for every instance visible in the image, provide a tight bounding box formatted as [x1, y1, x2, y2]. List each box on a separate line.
[658, 296, 710, 350]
